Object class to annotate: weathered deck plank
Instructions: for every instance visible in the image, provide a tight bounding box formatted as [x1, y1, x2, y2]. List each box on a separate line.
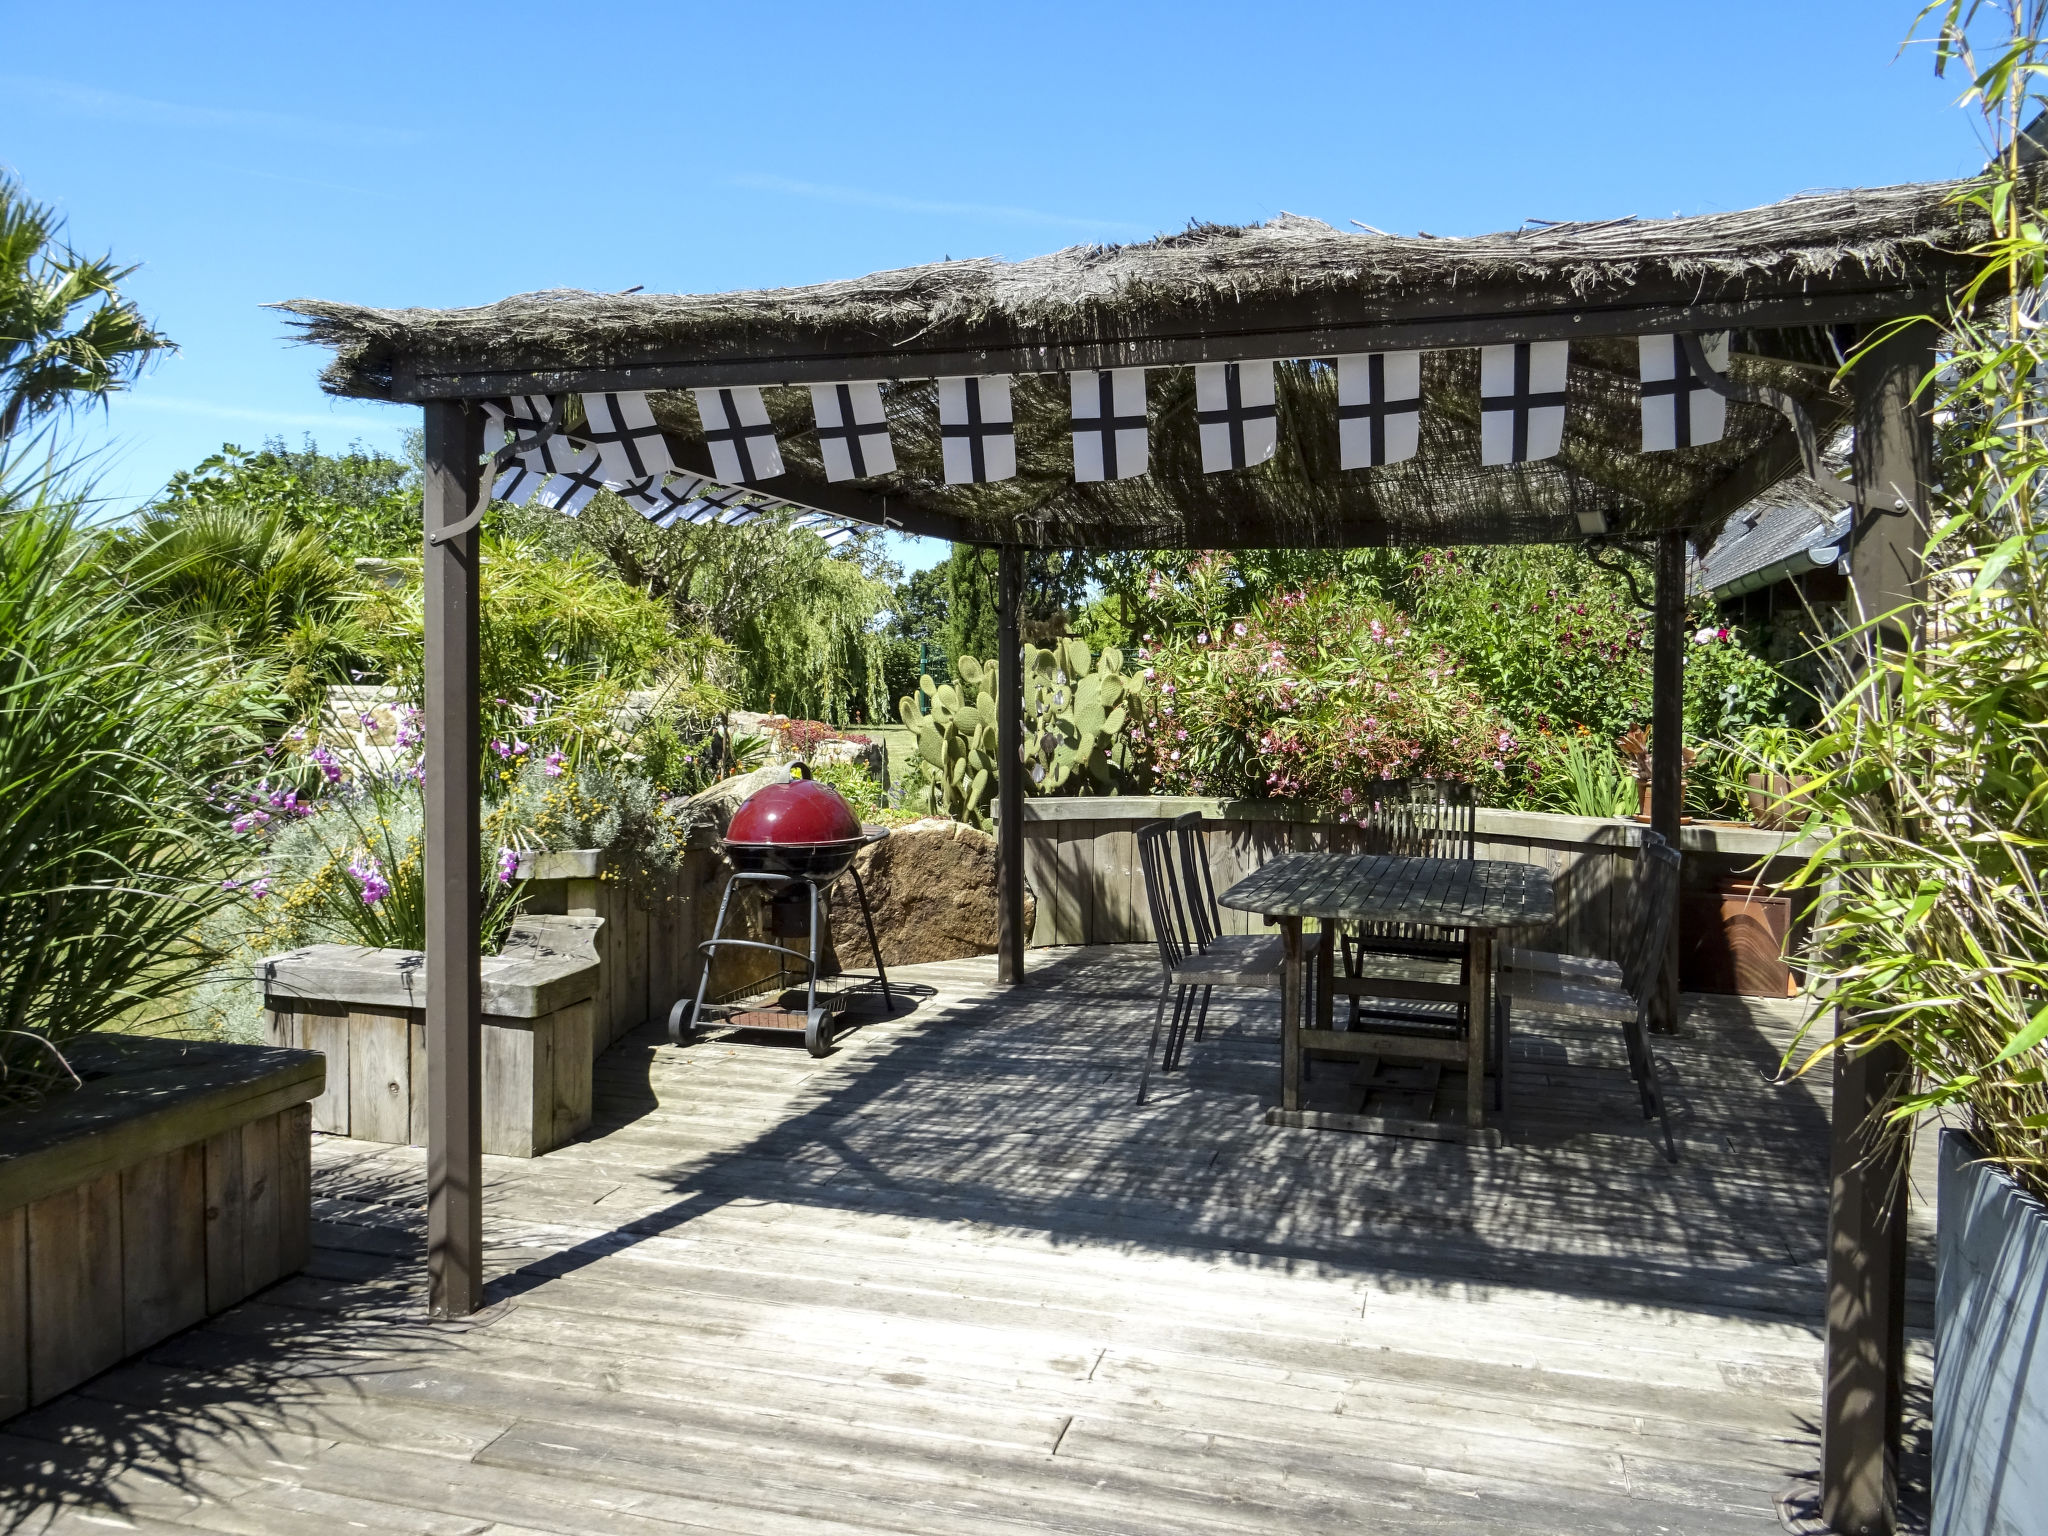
[0, 944, 1928, 1534]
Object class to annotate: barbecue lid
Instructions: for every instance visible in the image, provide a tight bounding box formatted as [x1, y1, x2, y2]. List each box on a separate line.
[725, 765, 863, 847]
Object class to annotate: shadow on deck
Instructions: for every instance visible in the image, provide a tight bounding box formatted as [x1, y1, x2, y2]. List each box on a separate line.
[0, 943, 1929, 1536]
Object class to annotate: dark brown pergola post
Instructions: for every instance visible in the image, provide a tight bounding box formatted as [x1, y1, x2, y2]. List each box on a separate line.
[1648, 529, 1687, 1035]
[996, 545, 1026, 985]
[1820, 318, 1935, 1536]
[421, 401, 484, 1318]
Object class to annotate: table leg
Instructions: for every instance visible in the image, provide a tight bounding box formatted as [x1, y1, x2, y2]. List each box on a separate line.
[1280, 917, 1303, 1112]
[1466, 929, 1493, 1134]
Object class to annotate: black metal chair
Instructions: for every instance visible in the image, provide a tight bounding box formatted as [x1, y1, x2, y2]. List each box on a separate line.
[1134, 817, 1317, 1104]
[1501, 830, 1681, 1160]
[1617, 835, 1682, 1161]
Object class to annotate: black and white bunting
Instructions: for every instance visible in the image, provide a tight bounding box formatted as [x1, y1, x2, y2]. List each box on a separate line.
[1194, 361, 1278, 473]
[693, 386, 785, 483]
[938, 375, 1016, 484]
[532, 450, 609, 514]
[1336, 353, 1422, 469]
[809, 381, 895, 481]
[1479, 342, 1569, 465]
[1069, 369, 1148, 482]
[580, 391, 677, 483]
[1638, 333, 1729, 452]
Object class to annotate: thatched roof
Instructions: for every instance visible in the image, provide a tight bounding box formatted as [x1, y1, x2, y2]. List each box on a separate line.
[279, 174, 1994, 551]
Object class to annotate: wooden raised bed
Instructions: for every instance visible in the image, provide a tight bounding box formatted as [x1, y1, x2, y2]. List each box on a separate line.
[257, 914, 601, 1158]
[0, 1033, 323, 1418]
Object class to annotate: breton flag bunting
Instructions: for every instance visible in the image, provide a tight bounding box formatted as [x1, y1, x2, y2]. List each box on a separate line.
[1194, 361, 1278, 473]
[485, 395, 601, 507]
[694, 386, 785, 483]
[1336, 353, 1422, 469]
[938, 376, 1016, 484]
[1479, 342, 1569, 465]
[580, 391, 677, 483]
[1069, 369, 1148, 482]
[533, 450, 608, 514]
[1638, 333, 1729, 452]
[809, 381, 896, 481]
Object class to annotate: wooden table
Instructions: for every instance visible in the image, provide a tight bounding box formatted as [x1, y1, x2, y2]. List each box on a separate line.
[1219, 853, 1556, 1143]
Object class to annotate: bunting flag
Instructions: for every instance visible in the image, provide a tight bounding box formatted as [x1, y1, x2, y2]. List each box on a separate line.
[1194, 361, 1278, 472]
[483, 395, 600, 506]
[1479, 342, 1569, 465]
[809, 381, 896, 481]
[1069, 369, 1148, 482]
[938, 375, 1016, 484]
[694, 386, 786, 483]
[1639, 333, 1729, 452]
[532, 451, 608, 514]
[1336, 353, 1422, 469]
[580, 391, 677, 483]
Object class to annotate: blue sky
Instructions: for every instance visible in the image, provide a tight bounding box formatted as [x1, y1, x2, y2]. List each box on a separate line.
[0, 1, 1989, 573]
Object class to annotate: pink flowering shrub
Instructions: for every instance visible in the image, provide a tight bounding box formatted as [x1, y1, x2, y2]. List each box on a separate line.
[1130, 583, 1518, 812]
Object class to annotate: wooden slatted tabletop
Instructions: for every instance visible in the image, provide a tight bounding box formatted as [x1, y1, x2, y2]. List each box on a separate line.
[1218, 852, 1555, 931]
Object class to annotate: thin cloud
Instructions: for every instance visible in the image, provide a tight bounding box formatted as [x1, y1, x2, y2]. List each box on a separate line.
[730, 175, 1150, 237]
[1, 76, 419, 150]
[120, 394, 400, 433]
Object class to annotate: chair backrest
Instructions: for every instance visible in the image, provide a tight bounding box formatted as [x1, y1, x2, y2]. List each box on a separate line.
[1620, 833, 1683, 1001]
[1170, 811, 1221, 950]
[1363, 779, 1477, 862]
[1137, 820, 1198, 975]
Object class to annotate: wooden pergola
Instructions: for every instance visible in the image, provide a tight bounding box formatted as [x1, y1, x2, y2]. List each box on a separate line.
[286, 174, 1988, 1534]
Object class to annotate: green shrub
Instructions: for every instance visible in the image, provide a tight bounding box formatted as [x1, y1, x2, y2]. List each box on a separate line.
[0, 485, 275, 1102]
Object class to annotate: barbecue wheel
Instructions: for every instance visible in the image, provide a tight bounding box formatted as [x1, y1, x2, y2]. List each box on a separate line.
[804, 1009, 834, 1057]
[668, 996, 696, 1045]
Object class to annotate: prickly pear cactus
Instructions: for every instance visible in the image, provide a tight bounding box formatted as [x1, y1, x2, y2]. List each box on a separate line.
[898, 642, 1145, 827]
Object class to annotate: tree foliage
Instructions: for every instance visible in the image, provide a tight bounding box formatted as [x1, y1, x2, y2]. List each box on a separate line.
[0, 173, 173, 442]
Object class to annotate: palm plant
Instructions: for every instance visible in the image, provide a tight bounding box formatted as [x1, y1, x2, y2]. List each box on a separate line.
[0, 174, 173, 442]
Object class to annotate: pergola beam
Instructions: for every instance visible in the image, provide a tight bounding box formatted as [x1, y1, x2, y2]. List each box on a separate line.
[387, 286, 1937, 405]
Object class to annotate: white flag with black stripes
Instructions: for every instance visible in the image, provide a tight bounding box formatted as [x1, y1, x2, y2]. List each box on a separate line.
[1479, 342, 1569, 465]
[1069, 368, 1147, 482]
[1194, 361, 1278, 473]
[808, 381, 895, 481]
[1639, 333, 1729, 452]
[580, 391, 677, 483]
[694, 386, 785, 483]
[534, 451, 608, 514]
[1336, 353, 1421, 469]
[938, 376, 1016, 484]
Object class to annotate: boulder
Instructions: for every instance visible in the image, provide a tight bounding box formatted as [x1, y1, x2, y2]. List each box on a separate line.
[834, 818, 1035, 968]
[677, 762, 796, 844]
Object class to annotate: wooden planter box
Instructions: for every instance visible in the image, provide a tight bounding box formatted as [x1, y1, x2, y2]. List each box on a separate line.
[258, 915, 601, 1158]
[515, 849, 781, 1055]
[1935, 1129, 2048, 1534]
[0, 1034, 323, 1418]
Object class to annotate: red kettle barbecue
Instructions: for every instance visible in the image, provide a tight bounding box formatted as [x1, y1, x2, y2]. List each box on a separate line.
[671, 764, 892, 1056]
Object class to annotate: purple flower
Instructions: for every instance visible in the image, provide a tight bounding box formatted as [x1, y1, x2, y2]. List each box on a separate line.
[249, 877, 271, 899]
[358, 712, 378, 728]
[312, 745, 342, 783]
[221, 878, 240, 892]
[491, 739, 512, 759]
[512, 738, 531, 757]
[347, 851, 390, 906]
[496, 847, 520, 886]
[544, 750, 565, 779]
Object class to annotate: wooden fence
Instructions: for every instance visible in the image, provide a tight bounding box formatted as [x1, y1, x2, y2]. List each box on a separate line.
[1017, 797, 1809, 962]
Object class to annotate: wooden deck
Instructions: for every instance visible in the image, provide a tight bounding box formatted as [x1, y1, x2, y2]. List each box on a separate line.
[1, 944, 1933, 1535]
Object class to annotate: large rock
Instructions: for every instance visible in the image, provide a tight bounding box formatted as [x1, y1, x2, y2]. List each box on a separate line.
[677, 762, 795, 844]
[835, 818, 1035, 968]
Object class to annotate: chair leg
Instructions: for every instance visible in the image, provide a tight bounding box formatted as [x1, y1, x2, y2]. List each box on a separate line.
[1163, 985, 1196, 1074]
[1138, 985, 1173, 1104]
[1193, 984, 1213, 1043]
